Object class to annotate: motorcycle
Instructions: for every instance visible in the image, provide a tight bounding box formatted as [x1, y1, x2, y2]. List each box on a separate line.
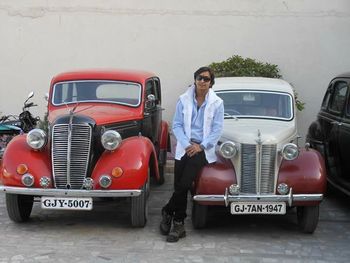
[0, 92, 39, 158]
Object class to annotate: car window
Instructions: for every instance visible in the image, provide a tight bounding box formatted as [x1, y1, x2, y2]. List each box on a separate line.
[216, 90, 293, 120]
[154, 78, 161, 105]
[321, 85, 332, 110]
[52, 80, 141, 107]
[329, 81, 348, 113]
[145, 79, 160, 106]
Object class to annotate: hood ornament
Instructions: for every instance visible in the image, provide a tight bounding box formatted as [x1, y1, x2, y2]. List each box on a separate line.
[67, 102, 79, 125]
[255, 129, 262, 145]
[69, 103, 79, 115]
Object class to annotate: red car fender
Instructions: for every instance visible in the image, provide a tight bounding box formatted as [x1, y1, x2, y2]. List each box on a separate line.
[278, 148, 327, 206]
[159, 121, 169, 151]
[91, 136, 159, 190]
[0, 135, 52, 187]
[193, 155, 236, 206]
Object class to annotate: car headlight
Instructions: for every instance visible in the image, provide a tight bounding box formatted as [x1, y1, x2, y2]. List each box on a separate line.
[101, 130, 122, 151]
[281, 143, 299, 160]
[26, 129, 47, 150]
[219, 141, 237, 159]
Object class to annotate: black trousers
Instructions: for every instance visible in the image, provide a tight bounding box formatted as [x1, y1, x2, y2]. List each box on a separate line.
[163, 151, 208, 222]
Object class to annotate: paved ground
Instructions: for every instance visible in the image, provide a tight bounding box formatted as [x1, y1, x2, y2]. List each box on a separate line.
[0, 163, 350, 263]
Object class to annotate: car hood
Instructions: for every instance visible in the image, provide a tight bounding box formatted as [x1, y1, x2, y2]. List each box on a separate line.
[221, 119, 297, 145]
[49, 104, 143, 125]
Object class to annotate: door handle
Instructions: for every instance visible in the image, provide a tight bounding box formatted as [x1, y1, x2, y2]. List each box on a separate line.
[331, 121, 342, 126]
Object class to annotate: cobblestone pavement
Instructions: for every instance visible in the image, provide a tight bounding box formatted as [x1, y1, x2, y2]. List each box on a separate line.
[0, 164, 350, 263]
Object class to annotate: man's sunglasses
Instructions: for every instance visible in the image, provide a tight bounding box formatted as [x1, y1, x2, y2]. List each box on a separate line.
[196, 75, 211, 82]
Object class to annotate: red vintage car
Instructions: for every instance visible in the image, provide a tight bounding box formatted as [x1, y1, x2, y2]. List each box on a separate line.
[192, 77, 327, 233]
[0, 69, 170, 227]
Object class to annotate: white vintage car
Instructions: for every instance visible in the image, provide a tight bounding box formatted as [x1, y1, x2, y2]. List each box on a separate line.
[192, 77, 327, 233]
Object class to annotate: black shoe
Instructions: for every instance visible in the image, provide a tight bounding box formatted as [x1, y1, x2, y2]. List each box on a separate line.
[166, 220, 186, 242]
[160, 208, 172, 235]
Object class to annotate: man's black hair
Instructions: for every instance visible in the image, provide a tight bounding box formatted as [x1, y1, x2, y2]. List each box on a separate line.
[194, 66, 215, 87]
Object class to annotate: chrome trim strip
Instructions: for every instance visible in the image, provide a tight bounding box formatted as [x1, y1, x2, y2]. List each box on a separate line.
[256, 134, 262, 195]
[52, 80, 142, 107]
[67, 120, 72, 188]
[0, 186, 141, 197]
[193, 192, 323, 207]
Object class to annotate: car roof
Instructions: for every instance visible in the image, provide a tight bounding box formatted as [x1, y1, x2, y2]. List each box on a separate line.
[212, 77, 294, 94]
[51, 69, 156, 85]
[334, 72, 350, 79]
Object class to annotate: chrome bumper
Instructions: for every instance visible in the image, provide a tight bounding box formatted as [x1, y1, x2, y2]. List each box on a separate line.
[0, 186, 141, 197]
[193, 188, 323, 207]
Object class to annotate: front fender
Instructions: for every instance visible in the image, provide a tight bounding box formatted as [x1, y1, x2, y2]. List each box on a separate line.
[92, 136, 159, 189]
[0, 135, 52, 187]
[278, 148, 327, 205]
[194, 155, 235, 205]
[307, 120, 325, 156]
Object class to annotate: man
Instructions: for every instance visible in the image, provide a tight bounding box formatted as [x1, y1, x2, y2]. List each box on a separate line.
[160, 66, 224, 242]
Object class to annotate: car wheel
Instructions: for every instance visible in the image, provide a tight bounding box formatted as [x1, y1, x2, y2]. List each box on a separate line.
[6, 193, 34, 222]
[131, 180, 148, 227]
[297, 205, 319, 234]
[192, 202, 208, 229]
[146, 168, 151, 198]
[157, 164, 165, 185]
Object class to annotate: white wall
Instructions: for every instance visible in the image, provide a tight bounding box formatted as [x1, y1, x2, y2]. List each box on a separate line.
[1, 0, 350, 142]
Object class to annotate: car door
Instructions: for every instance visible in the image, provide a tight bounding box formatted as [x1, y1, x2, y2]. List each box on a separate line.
[335, 79, 350, 182]
[142, 78, 162, 149]
[321, 80, 348, 179]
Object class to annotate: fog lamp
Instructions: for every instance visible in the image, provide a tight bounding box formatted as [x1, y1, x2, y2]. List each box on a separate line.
[281, 143, 299, 160]
[26, 129, 47, 150]
[21, 173, 34, 187]
[220, 141, 238, 159]
[101, 130, 122, 151]
[39, 176, 51, 188]
[112, 167, 123, 178]
[99, 175, 112, 188]
[16, 164, 28, 175]
[277, 183, 289, 195]
[83, 178, 94, 190]
[229, 184, 240, 195]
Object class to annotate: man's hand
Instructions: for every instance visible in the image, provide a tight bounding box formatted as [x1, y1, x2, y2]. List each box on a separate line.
[185, 143, 203, 157]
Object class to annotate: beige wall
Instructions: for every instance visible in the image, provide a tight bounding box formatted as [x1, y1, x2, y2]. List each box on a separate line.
[1, 0, 350, 142]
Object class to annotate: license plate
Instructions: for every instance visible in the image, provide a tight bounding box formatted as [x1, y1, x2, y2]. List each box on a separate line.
[41, 197, 93, 211]
[230, 202, 286, 215]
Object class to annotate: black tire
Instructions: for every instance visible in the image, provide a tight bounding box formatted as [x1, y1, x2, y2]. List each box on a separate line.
[157, 164, 165, 185]
[297, 205, 319, 233]
[157, 149, 167, 185]
[131, 180, 148, 227]
[146, 168, 151, 198]
[6, 193, 34, 222]
[192, 202, 208, 229]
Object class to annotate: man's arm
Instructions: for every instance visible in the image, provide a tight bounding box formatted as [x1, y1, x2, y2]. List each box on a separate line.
[172, 100, 191, 150]
[200, 101, 224, 150]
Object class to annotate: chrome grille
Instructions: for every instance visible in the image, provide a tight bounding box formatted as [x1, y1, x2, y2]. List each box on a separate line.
[52, 124, 92, 189]
[241, 144, 257, 193]
[240, 144, 276, 194]
[260, 144, 276, 193]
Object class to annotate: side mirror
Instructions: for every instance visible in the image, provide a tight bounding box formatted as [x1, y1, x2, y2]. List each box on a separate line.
[146, 94, 156, 108]
[44, 93, 49, 102]
[28, 91, 34, 99]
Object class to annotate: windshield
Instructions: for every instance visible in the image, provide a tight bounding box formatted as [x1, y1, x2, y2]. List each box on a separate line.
[216, 90, 293, 120]
[52, 80, 142, 107]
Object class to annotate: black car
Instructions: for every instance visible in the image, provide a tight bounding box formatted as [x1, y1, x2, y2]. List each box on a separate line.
[307, 72, 350, 196]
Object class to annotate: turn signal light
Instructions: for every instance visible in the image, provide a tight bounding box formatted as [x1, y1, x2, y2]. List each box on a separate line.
[112, 167, 123, 178]
[16, 164, 28, 175]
